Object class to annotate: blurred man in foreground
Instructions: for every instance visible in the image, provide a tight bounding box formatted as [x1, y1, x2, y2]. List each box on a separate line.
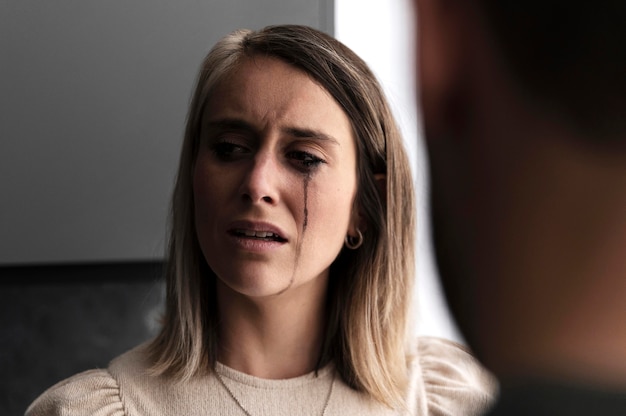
[413, 1, 626, 414]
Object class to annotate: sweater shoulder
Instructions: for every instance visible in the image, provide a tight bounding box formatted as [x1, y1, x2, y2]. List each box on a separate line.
[25, 344, 152, 416]
[25, 368, 125, 416]
[410, 336, 498, 416]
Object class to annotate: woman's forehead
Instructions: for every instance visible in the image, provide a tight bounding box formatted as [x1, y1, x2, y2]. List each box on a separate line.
[203, 56, 353, 140]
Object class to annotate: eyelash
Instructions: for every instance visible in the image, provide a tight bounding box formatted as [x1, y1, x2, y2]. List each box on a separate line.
[286, 150, 326, 170]
[210, 141, 248, 160]
[210, 140, 326, 171]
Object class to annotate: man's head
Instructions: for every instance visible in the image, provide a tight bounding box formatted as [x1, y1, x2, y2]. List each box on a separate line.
[414, 0, 626, 382]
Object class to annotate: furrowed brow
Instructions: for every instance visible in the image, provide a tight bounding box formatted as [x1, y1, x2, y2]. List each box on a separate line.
[205, 118, 256, 133]
[283, 127, 341, 146]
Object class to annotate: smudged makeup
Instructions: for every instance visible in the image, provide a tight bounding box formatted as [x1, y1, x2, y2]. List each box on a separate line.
[192, 55, 358, 299]
[206, 123, 319, 292]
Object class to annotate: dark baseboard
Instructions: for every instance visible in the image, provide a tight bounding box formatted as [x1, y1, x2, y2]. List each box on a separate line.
[0, 260, 165, 284]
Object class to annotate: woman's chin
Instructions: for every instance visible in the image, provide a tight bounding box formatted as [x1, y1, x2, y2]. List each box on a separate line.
[216, 276, 294, 300]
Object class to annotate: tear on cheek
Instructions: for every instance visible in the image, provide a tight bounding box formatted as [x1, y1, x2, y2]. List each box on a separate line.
[302, 173, 311, 232]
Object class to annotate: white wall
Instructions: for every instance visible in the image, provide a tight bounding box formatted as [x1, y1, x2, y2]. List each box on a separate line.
[335, 0, 462, 342]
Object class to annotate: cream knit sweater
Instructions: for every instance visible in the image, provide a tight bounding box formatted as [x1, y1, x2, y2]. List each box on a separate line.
[26, 337, 496, 416]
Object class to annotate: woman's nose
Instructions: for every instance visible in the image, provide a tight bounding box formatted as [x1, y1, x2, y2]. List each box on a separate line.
[238, 154, 279, 205]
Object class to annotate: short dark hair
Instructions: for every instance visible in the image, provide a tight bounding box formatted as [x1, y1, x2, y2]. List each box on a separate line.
[482, 1, 626, 142]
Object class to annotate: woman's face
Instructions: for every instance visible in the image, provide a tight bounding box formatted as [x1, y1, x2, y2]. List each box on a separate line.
[193, 56, 358, 299]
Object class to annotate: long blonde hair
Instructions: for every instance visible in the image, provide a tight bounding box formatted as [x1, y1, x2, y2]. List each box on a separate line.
[147, 25, 416, 407]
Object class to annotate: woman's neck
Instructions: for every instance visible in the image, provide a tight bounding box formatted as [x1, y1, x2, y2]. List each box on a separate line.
[216, 276, 328, 379]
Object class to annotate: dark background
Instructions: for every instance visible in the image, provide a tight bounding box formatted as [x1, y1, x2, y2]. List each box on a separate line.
[0, 262, 165, 415]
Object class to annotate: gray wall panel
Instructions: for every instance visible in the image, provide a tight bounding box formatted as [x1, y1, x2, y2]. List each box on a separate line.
[1, 0, 333, 265]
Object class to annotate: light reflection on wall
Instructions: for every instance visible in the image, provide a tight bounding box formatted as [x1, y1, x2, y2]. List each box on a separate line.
[335, 0, 462, 342]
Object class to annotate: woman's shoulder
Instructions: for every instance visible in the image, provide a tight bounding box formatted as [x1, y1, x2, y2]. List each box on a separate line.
[25, 368, 124, 416]
[25, 344, 153, 416]
[25, 343, 224, 416]
[409, 336, 498, 416]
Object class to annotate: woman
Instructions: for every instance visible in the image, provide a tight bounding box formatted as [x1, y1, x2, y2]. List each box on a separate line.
[27, 25, 495, 415]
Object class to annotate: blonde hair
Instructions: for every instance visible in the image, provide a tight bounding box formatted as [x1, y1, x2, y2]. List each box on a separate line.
[147, 25, 416, 407]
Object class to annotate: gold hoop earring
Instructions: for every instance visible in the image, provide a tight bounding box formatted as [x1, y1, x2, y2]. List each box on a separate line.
[344, 229, 363, 249]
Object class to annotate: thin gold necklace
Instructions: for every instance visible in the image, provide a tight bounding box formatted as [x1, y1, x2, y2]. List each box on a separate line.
[215, 369, 336, 416]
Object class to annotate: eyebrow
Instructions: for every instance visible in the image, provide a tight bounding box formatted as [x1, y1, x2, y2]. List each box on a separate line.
[283, 127, 341, 146]
[205, 118, 341, 146]
[205, 118, 256, 134]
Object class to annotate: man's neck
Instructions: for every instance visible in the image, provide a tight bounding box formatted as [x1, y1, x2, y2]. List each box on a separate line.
[475, 104, 626, 390]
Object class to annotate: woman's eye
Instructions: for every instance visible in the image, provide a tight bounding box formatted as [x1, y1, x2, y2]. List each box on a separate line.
[210, 141, 249, 161]
[287, 150, 326, 170]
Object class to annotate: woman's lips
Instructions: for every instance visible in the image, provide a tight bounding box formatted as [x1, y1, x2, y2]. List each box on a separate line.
[229, 229, 287, 242]
[226, 220, 288, 247]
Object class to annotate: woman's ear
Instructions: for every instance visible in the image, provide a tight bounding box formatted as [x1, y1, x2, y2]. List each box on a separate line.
[374, 173, 386, 204]
[348, 205, 365, 235]
[348, 173, 386, 235]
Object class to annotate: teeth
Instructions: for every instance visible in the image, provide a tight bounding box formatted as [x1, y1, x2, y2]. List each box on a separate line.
[238, 230, 278, 239]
